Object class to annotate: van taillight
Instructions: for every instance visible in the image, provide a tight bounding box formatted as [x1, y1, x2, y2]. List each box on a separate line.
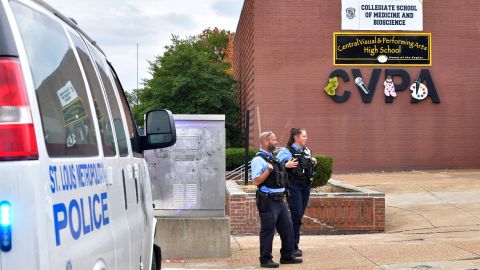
[0, 57, 38, 160]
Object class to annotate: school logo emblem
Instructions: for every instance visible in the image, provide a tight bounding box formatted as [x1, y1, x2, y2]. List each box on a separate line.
[346, 7, 355, 19]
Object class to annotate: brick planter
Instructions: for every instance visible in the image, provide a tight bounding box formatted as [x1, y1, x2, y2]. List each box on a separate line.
[225, 180, 385, 235]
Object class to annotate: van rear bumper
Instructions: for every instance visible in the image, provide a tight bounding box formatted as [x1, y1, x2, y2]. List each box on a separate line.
[0, 161, 43, 270]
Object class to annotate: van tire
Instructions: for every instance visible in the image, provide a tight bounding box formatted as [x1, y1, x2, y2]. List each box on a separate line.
[152, 244, 161, 270]
[151, 255, 156, 270]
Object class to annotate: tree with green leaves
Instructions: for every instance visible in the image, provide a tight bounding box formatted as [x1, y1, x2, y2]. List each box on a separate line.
[125, 88, 141, 108]
[132, 28, 241, 147]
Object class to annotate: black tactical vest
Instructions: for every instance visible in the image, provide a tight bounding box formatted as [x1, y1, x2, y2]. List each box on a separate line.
[255, 152, 288, 189]
[286, 146, 314, 182]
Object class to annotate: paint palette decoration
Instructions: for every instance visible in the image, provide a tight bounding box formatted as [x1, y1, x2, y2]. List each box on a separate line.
[410, 80, 428, 100]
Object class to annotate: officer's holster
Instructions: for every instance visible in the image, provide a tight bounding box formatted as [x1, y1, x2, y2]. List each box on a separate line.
[256, 190, 270, 213]
[256, 190, 284, 212]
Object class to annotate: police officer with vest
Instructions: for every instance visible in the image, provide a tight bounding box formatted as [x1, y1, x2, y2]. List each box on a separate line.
[277, 128, 317, 258]
[251, 131, 303, 268]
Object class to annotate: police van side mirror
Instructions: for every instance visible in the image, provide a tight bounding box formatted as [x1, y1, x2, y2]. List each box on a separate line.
[140, 109, 176, 150]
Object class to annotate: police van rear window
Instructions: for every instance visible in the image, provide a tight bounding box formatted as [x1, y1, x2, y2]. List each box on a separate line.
[69, 32, 117, 157]
[11, 2, 99, 157]
[88, 46, 129, 157]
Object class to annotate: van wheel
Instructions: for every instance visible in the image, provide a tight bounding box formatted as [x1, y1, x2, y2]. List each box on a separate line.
[151, 255, 156, 270]
[152, 244, 161, 270]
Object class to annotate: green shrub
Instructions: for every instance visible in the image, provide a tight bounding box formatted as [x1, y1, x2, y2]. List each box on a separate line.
[311, 154, 333, 188]
[226, 147, 259, 171]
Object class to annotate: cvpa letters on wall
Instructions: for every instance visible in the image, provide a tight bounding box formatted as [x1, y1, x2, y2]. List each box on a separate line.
[323, 69, 440, 104]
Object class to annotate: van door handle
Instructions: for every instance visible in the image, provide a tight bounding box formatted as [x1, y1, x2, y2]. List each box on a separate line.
[134, 177, 139, 204]
[122, 169, 128, 210]
[133, 163, 140, 203]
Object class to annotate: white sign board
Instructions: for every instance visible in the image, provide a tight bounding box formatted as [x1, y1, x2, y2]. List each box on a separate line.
[57, 81, 78, 107]
[342, 0, 423, 31]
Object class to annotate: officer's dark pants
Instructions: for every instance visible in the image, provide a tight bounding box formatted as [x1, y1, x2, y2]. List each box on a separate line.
[287, 181, 311, 250]
[256, 192, 294, 263]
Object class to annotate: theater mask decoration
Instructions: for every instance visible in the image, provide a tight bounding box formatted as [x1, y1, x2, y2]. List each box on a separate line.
[384, 75, 397, 97]
[410, 80, 429, 100]
[324, 76, 339, 96]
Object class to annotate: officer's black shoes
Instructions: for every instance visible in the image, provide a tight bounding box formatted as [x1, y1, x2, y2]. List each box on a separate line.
[260, 260, 280, 268]
[293, 249, 303, 257]
[260, 256, 302, 267]
[280, 256, 303, 264]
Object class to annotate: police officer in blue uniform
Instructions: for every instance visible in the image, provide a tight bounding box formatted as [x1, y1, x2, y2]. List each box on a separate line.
[277, 128, 317, 258]
[251, 131, 303, 268]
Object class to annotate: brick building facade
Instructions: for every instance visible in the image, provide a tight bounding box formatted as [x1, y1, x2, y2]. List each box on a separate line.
[233, 0, 480, 172]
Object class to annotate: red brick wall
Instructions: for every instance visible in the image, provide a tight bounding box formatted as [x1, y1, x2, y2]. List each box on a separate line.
[234, 0, 480, 172]
[226, 195, 260, 234]
[226, 193, 385, 235]
[302, 197, 385, 233]
[233, 0, 257, 145]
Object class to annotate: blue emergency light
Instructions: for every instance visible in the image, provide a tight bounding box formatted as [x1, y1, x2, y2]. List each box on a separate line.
[0, 201, 12, 252]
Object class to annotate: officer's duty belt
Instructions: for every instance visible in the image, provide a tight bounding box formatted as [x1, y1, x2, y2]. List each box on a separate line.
[257, 191, 285, 201]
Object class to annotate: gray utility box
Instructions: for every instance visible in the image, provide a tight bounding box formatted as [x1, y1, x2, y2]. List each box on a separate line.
[145, 114, 226, 218]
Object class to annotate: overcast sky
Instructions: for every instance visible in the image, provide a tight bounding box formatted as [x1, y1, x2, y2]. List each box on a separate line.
[45, 0, 244, 92]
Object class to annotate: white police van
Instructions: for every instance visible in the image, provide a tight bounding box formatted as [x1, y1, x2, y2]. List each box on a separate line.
[0, 0, 177, 269]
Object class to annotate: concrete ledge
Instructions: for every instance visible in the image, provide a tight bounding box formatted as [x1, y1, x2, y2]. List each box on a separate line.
[225, 180, 245, 197]
[320, 179, 385, 198]
[154, 217, 231, 259]
[234, 179, 384, 198]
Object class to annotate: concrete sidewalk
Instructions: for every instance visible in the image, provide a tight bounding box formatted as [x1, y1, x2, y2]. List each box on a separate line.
[163, 170, 480, 269]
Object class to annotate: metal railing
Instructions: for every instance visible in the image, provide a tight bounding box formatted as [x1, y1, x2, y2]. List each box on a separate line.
[225, 162, 252, 182]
